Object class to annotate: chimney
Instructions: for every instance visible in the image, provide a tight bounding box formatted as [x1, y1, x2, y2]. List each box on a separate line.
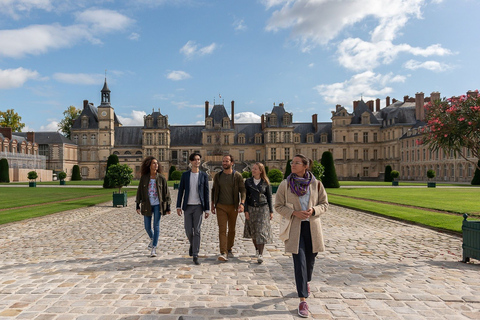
[312, 114, 318, 132]
[0, 127, 12, 140]
[261, 114, 265, 130]
[27, 132, 35, 144]
[375, 98, 380, 112]
[404, 95, 409, 102]
[392, 98, 397, 103]
[231, 100, 235, 128]
[415, 92, 425, 121]
[367, 100, 374, 112]
[467, 90, 478, 98]
[83, 100, 88, 109]
[386, 96, 390, 106]
[353, 100, 359, 112]
[430, 92, 441, 102]
[336, 104, 341, 112]
[205, 101, 209, 119]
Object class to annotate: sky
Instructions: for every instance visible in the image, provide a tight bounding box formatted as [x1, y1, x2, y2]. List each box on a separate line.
[0, 0, 479, 132]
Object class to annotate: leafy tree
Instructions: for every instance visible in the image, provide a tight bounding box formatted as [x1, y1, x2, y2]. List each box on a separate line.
[71, 165, 82, 181]
[58, 171, 67, 181]
[168, 165, 176, 180]
[103, 154, 119, 188]
[27, 171, 38, 181]
[422, 92, 480, 172]
[384, 165, 393, 182]
[170, 170, 183, 181]
[58, 106, 81, 139]
[472, 160, 480, 185]
[320, 151, 339, 188]
[0, 158, 9, 183]
[241, 171, 251, 179]
[426, 169, 436, 180]
[390, 170, 400, 181]
[0, 109, 25, 132]
[105, 164, 133, 193]
[284, 159, 292, 179]
[311, 160, 325, 181]
[267, 168, 283, 183]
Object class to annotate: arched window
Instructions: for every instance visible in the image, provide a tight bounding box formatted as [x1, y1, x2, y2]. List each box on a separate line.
[82, 134, 87, 145]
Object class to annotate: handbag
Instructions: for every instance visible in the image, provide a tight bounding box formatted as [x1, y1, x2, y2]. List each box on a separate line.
[278, 181, 293, 241]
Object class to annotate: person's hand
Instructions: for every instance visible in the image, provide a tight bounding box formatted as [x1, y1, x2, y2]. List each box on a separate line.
[238, 204, 244, 213]
[136, 209, 141, 215]
[306, 208, 314, 217]
[270, 213, 273, 220]
[212, 206, 216, 215]
[293, 210, 311, 219]
[176, 208, 182, 216]
[205, 212, 209, 219]
[166, 211, 171, 215]
[245, 212, 249, 220]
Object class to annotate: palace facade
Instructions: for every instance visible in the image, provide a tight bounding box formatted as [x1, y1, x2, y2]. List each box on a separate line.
[4, 79, 476, 182]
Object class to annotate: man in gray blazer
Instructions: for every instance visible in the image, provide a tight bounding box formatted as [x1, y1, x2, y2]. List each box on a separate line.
[176, 153, 210, 265]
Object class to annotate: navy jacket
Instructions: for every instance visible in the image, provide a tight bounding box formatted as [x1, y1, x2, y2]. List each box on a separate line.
[176, 170, 210, 212]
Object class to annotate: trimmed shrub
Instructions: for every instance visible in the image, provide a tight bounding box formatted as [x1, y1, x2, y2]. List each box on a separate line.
[168, 165, 176, 180]
[103, 154, 119, 188]
[320, 151, 339, 188]
[472, 160, 480, 185]
[27, 171, 38, 181]
[71, 165, 82, 181]
[283, 159, 292, 179]
[170, 170, 183, 181]
[0, 158, 9, 183]
[267, 168, 283, 183]
[58, 171, 67, 181]
[241, 171, 251, 179]
[384, 165, 393, 182]
[427, 169, 436, 180]
[391, 170, 399, 180]
[105, 164, 133, 193]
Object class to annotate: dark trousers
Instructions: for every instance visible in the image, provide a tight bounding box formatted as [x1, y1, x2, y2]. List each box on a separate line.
[292, 221, 317, 298]
[184, 205, 203, 257]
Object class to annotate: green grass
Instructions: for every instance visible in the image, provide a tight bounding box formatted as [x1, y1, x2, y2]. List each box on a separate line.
[327, 194, 468, 234]
[327, 188, 480, 214]
[337, 181, 473, 187]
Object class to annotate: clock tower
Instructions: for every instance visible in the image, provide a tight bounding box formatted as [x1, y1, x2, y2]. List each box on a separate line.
[97, 78, 115, 157]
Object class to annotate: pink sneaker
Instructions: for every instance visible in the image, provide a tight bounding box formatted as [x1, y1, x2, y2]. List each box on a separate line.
[298, 301, 309, 318]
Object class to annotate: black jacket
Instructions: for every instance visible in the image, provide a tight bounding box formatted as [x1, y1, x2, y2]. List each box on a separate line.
[244, 177, 273, 213]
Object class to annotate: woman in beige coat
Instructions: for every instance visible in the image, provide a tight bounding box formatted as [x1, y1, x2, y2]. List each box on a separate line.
[274, 154, 328, 318]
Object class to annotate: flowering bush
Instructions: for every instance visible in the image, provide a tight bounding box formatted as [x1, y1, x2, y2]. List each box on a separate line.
[422, 91, 480, 171]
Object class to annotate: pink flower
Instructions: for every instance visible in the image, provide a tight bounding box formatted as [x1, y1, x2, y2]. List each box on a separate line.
[458, 117, 465, 121]
[444, 134, 448, 137]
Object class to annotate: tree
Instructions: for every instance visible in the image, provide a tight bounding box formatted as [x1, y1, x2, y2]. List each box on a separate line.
[472, 160, 480, 185]
[58, 106, 81, 139]
[320, 151, 339, 188]
[384, 165, 393, 182]
[0, 158, 9, 183]
[311, 160, 325, 181]
[267, 168, 283, 183]
[170, 170, 183, 181]
[283, 159, 292, 179]
[105, 164, 133, 193]
[27, 171, 38, 181]
[426, 169, 436, 180]
[390, 170, 399, 181]
[71, 165, 82, 181]
[0, 109, 25, 132]
[422, 92, 480, 173]
[241, 171, 251, 179]
[103, 154, 119, 188]
[168, 165, 176, 180]
[58, 171, 67, 181]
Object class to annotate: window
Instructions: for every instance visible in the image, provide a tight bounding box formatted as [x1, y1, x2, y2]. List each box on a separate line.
[307, 134, 314, 143]
[146, 133, 152, 145]
[374, 149, 378, 160]
[73, 135, 78, 144]
[321, 134, 327, 143]
[223, 118, 230, 128]
[343, 149, 347, 160]
[90, 134, 96, 145]
[312, 149, 317, 160]
[362, 115, 369, 124]
[238, 134, 245, 144]
[459, 164, 464, 177]
[81, 117, 89, 129]
[363, 132, 368, 143]
[285, 148, 290, 160]
[354, 150, 358, 160]
[159, 149, 165, 161]
[182, 151, 189, 164]
[82, 134, 87, 145]
[363, 149, 368, 161]
[239, 150, 244, 162]
[373, 133, 377, 142]
[343, 136, 346, 142]
[206, 119, 213, 128]
[269, 132, 277, 143]
[171, 150, 178, 161]
[283, 114, 291, 126]
[255, 134, 262, 144]
[270, 115, 277, 126]
[284, 132, 291, 143]
[224, 135, 229, 145]
[146, 117, 153, 128]
[146, 149, 152, 156]
[207, 135, 212, 144]
[354, 133, 358, 142]
[81, 167, 88, 177]
[39, 144, 48, 157]
[256, 150, 261, 162]
[271, 148, 276, 160]
[158, 133, 165, 145]
[294, 135, 300, 143]
[363, 167, 369, 177]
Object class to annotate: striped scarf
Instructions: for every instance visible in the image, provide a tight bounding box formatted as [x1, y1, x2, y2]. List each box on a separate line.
[287, 171, 313, 197]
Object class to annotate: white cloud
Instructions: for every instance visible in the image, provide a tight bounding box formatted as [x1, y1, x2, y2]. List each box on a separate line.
[166, 70, 191, 81]
[235, 112, 261, 123]
[180, 40, 217, 59]
[0, 67, 39, 89]
[117, 110, 146, 126]
[233, 18, 246, 31]
[314, 71, 406, 109]
[308, 63, 314, 68]
[40, 119, 59, 131]
[129, 32, 140, 41]
[0, 9, 133, 58]
[0, 0, 54, 19]
[53, 73, 104, 85]
[404, 59, 450, 72]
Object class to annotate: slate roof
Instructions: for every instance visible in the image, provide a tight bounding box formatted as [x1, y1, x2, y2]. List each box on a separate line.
[293, 122, 332, 143]
[15, 132, 75, 145]
[170, 126, 204, 146]
[209, 105, 230, 126]
[234, 123, 262, 144]
[378, 101, 416, 126]
[72, 103, 99, 129]
[114, 127, 143, 147]
[351, 100, 380, 125]
[144, 111, 167, 128]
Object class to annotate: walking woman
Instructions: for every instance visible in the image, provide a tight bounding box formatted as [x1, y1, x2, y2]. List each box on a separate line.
[243, 162, 273, 264]
[136, 156, 171, 257]
[274, 154, 328, 318]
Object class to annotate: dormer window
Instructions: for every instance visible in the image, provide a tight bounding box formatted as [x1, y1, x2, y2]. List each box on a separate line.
[255, 134, 262, 144]
[238, 134, 245, 144]
[270, 115, 277, 126]
[362, 114, 370, 124]
[145, 116, 153, 128]
[307, 133, 314, 143]
[157, 116, 165, 128]
[223, 118, 230, 129]
[205, 118, 213, 129]
[283, 113, 291, 126]
[81, 116, 89, 129]
[321, 134, 328, 143]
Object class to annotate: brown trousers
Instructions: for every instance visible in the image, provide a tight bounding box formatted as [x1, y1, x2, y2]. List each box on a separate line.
[215, 204, 238, 254]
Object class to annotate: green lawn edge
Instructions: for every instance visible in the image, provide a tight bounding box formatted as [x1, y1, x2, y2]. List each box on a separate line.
[327, 194, 469, 236]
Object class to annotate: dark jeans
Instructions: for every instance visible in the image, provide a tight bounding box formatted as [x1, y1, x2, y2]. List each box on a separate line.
[144, 204, 161, 247]
[184, 205, 203, 257]
[292, 221, 317, 298]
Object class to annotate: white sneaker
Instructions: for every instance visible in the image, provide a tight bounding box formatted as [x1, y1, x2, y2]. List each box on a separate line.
[227, 250, 234, 258]
[257, 254, 263, 264]
[147, 239, 153, 249]
[150, 247, 157, 257]
[218, 253, 228, 261]
[255, 250, 259, 258]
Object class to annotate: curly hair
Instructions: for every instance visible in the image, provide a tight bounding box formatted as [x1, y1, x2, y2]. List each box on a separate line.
[140, 156, 163, 176]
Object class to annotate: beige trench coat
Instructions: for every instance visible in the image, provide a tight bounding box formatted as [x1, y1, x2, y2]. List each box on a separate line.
[274, 179, 329, 254]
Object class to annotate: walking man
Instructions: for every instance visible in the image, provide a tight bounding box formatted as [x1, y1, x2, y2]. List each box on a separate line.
[176, 153, 210, 265]
[211, 155, 246, 261]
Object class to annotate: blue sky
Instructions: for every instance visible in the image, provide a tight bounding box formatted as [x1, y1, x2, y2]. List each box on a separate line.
[0, 0, 478, 132]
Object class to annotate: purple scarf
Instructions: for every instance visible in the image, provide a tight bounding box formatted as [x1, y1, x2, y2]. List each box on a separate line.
[287, 171, 313, 197]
